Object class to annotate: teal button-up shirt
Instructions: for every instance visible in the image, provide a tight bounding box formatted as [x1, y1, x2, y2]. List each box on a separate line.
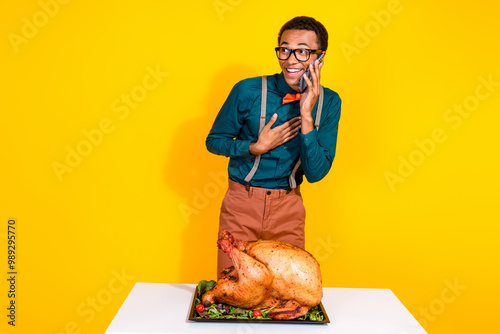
[206, 72, 341, 189]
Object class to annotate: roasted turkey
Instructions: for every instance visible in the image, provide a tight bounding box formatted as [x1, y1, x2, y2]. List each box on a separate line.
[202, 230, 323, 320]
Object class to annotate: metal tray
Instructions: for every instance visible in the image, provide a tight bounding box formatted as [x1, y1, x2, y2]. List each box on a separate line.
[188, 286, 330, 324]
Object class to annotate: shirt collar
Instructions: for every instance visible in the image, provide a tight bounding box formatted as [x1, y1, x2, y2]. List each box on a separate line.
[277, 72, 300, 95]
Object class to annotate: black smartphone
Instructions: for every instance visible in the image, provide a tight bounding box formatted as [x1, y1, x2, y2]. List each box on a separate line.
[299, 53, 325, 92]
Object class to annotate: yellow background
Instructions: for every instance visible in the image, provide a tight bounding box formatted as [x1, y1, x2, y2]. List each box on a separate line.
[1, 0, 499, 333]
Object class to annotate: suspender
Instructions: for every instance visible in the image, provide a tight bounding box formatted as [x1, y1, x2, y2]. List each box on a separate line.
[244, 76, 324, 190]
[244, 76, 268, 190]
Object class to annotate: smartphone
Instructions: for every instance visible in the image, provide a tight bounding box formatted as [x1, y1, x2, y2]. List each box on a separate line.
[299, 53, 325, 92]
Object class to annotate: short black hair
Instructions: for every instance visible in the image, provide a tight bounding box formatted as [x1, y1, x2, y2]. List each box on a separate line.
[278, 16, 329, 51]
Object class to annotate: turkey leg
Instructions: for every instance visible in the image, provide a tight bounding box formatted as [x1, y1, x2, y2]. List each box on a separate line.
[267, 299, 310, 320]
[202, 237, 273, 309]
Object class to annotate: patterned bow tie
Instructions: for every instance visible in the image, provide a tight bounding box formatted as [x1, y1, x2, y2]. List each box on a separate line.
[282, 93, 303, 104]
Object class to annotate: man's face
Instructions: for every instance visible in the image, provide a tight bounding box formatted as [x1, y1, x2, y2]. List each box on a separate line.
[278, 29, 321, 91]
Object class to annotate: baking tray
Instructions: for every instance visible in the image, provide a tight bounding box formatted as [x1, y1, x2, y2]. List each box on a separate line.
[188, 286, 330, 324]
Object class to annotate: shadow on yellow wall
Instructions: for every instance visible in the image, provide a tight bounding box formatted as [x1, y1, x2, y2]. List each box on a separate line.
[163, 64, 262, 282]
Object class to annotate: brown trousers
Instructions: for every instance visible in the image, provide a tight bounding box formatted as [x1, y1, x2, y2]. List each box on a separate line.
[217, 179, 306, 276]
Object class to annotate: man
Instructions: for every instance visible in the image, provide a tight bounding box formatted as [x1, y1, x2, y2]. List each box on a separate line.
[206, 16, 341, 276]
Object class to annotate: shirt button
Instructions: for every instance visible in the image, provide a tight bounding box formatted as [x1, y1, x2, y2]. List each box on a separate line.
[267, 191, 271, 195]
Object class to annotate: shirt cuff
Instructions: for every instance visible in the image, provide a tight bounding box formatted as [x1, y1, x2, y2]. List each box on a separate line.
[299, 129, 318, 149]
[238, 139, 253, 157]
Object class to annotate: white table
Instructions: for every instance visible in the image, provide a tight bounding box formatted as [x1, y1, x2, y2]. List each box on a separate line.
[106, 283, 427, 334]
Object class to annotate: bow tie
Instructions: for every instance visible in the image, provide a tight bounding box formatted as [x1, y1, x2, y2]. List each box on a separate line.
[282, 93, 303, 104]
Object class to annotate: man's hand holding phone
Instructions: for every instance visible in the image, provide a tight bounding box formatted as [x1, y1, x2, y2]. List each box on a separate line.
[299, 53, 324, 92]
[300, 53, 324, 135]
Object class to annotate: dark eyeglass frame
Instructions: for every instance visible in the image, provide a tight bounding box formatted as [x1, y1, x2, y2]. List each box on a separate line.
[275, 47, 324, 62]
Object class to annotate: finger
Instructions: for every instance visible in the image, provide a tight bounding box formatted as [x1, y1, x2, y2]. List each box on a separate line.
[290, 121, 302, 132]
[317, 61, 322, 82]
[303, 73, 313, 91]
[310, 62, 320, 90]
[303, 73, 318, 97]
[265, 113, 278, 129]
[283, 122, 301, 137]
[288, 116, 302, 125]
[277, 116, 301, 129]
[315, 62, 322, 84]
[313, 57, 323, 79]
[287, 117, 302, 129]
[284, 130, 299, 142]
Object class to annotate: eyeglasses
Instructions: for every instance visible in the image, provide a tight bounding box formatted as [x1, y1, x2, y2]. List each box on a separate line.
[275, 47, 323, 62]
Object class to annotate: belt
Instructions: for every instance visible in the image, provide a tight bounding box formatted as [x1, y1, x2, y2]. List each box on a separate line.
[229, 179, 301, 198]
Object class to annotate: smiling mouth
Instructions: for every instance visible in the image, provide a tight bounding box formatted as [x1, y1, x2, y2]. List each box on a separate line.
[285, 68, 303, 77]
